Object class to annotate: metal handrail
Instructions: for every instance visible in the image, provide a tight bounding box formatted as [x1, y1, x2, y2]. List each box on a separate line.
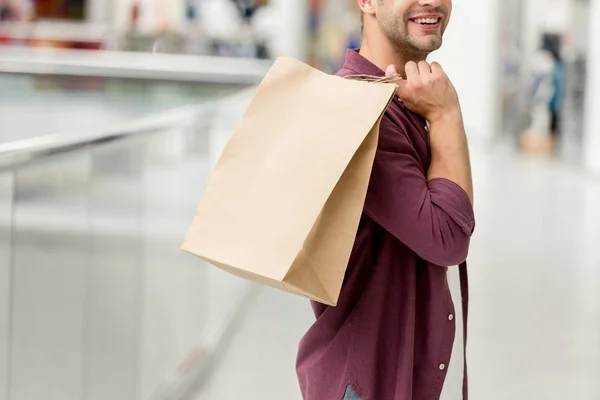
[0, 47, 272, 84]
[0, 103, 214, 171]
[0, 47, 267, 169]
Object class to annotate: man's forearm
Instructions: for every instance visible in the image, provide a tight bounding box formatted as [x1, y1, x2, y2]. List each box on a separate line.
[427, 111, 474, 204]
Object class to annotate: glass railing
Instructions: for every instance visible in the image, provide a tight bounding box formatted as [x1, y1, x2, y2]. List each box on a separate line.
[0, 47, 272, 144]
[0, 72, 236, 143]
[0, 84, 259, 400]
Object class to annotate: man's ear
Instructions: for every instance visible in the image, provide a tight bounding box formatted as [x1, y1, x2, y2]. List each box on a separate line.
[358, 0, 377, 16]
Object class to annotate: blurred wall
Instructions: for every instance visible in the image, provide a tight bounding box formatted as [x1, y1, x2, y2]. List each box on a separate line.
[268, 0, 308, 60]
[431, 0, 501, 141]
[584, 0, 600, 174]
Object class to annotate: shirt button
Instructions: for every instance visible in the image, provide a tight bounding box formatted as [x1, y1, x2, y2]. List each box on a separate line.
[448, 314, 455, 321]
[439, 363, 446, 371]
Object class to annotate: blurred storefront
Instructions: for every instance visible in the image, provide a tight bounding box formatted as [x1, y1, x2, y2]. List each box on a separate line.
[305, 0, 360, 72]
[495, 0, 598, 171]
[0, 0, 363, 67]
[0, 0, 277, 57]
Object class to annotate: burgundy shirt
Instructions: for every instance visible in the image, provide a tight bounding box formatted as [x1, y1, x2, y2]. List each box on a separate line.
[296, 50, 475, 400]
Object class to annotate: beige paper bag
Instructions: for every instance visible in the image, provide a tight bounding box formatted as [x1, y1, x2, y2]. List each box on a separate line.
[181, 56, 396, 306]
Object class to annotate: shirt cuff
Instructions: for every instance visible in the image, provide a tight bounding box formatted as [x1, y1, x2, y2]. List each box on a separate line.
[427, 178, 475, 237]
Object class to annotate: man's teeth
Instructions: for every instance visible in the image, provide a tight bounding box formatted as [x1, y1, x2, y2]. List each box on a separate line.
[414, 18, 439, 25]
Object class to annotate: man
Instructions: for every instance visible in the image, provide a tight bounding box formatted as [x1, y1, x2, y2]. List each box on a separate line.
[296, 0, 475, 399]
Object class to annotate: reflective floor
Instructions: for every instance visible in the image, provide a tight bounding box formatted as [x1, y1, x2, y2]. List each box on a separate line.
[195, 143, 600, 400]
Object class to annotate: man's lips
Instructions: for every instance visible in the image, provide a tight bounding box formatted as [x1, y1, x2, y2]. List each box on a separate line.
[408, 15, 442, 30]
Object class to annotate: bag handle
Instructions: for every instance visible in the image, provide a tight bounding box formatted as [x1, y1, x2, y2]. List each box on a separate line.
[343, 74, 403, 102]
[342, 74, 403, 84]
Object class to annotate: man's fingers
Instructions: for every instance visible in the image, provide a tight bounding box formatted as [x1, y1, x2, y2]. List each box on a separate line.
[430, 61, 445, 77]
[430, 61, 443, 72]
[385, 64, 399, 78]
[418, 61, 431, 75]
[405, 61, 419, 80]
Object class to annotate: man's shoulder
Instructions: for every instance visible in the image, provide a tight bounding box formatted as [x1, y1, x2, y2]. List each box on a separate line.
[380, 103, 428, 150]
[333, 65, 425, 139]
[381, 103, 411, 133]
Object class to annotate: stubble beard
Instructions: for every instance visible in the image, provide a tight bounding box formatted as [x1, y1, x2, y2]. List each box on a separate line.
[378, 10, 445, 60]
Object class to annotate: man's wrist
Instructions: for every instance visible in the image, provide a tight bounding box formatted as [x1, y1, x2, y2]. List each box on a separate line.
[427, 108, 467, 153]
[427, 107, 463, 127]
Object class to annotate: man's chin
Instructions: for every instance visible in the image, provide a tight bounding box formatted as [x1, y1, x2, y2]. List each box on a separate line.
[409, 37, 443, 53]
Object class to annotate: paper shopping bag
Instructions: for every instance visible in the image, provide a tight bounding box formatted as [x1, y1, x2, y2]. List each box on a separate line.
[181, 56, 396, 306]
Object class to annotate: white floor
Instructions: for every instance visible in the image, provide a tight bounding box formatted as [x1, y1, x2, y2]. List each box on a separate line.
[194, 143, 600, 400]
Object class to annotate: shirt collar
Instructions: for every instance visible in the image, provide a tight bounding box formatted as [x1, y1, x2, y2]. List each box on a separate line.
[342, 49, 408, 109]
[342, 49, 385, 77]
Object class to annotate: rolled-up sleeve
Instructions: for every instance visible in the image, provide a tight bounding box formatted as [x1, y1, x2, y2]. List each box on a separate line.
[364, 116, 475, 267]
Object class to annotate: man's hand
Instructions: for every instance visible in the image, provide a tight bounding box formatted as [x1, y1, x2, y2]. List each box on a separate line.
[385, 62, 461, 123]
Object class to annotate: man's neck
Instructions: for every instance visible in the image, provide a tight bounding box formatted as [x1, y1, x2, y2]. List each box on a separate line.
[359, 33, 426, 78]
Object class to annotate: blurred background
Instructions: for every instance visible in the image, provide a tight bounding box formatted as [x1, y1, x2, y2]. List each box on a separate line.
[0, 0, 599, 399]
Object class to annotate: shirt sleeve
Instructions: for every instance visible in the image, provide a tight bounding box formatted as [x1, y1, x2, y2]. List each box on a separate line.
[364, 115, 475, 267]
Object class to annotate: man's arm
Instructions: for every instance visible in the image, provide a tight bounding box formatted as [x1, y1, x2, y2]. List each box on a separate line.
[364, 116, 474, 267]
[428, 111, 473, 205]
[393, 60, 474, 204]
[364, 61, 474, 267]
